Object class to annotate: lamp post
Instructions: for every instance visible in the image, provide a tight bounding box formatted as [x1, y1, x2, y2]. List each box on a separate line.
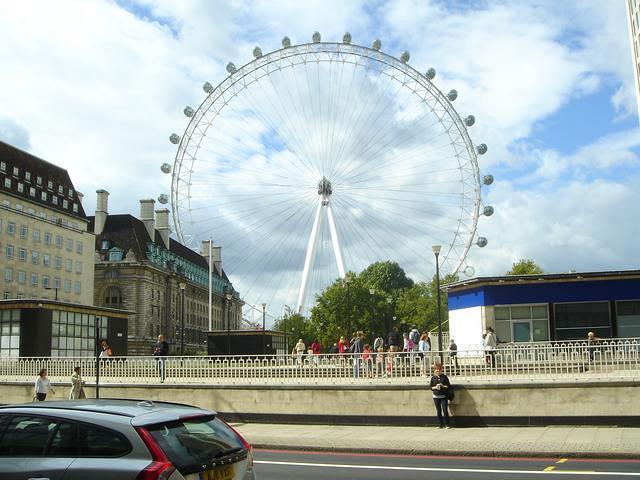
[345, 276, 352, 341]
[369, 288, 375, 343]
[225, 291, 233, 355]
[386, 296, 393, 339]
[432, 245, 442, 364]
[94, 316, 101, 398]
[179, 282, 186, 356]
[261, 302, 267, 355]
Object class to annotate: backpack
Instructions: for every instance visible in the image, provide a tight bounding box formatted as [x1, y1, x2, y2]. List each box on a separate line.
[446, 384, 455, 401]
[410, 330, 420, 345]
[374, 337, 384, 350]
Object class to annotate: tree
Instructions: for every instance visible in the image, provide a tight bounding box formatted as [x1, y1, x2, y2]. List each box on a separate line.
[506, 259, 544, 275]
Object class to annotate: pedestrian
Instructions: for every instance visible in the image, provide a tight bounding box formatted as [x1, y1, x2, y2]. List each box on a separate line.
[338, 335, 347, 354]
[430, 363, 451, 429]
[311, 338, 321, 366]
[403, 332, 416, 371]
[375, 346, 385, 377]
[153, 334, 169, 383]
[448, 338, 459, 370]
[484, 327, 497, 367]
[388, 326, 401, 350]
[587, 331, 600, 363]
[419, 332, 431, 376]
[350, 331, 364, 378]
[99, 340, 113, 359]
[409, 326, 420, 352]
[329, 342, 339, 354]
[362, 344, 373, 377]
[386, 345, 397, 377]
[69, 366, 86, 400]
[293, 338, 305, 366]
[34, 368, 55, 402]
[373, 333, 384, 352]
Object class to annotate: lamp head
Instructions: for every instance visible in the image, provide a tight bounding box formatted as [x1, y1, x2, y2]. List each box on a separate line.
[432, 245, 442, 255]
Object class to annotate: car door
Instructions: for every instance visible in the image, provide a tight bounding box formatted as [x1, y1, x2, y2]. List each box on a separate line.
[0, 414, 72, 480]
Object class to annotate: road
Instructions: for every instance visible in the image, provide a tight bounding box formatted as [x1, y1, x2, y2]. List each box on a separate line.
[253, 449, 640, 479]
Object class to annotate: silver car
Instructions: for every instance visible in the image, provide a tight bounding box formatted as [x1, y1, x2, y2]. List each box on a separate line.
[0, 399, 255, 480]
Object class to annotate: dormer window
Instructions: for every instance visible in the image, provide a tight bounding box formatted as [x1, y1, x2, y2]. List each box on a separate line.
[36, 176, 42, 185]
[0, 161, 5, 172]
[29, 187, 35, 197]
[68, 188, 74, 197]
[12, 167, 19, 176]
[25, 171, 31, 182]
[4, 178, 10, 188]
[41, 191, 47, 201]
[72, 203, 78, 213]
[62, 199, 68, 209]
[52, 195, 58, 205]
[17, 183, 24, 193]
[101, 239, 110, 250]
[47, 180, 53, 190]
[58, 185, 64, 194]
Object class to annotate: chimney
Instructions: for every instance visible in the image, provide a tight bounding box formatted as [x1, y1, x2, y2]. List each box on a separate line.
[76, 191, 84, 205]
[94, 189, 109, 235]
[139, 199, 155, 241]
[212, 245, 222, 274]
[155, 208, 171, 247]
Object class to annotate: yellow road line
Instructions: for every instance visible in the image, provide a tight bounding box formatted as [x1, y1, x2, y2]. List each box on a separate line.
[544, 466, 556, 472]
[556, 459, 568, 464]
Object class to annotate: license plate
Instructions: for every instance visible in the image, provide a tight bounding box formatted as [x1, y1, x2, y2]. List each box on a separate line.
[200, 465, 235, 480]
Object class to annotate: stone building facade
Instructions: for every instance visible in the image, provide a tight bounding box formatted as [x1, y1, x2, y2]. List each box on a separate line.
[90, 192, 241, 355]
[0, 141, 95, 306]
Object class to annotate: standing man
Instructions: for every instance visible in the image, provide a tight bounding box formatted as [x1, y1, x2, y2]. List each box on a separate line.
[154, 334, 169, 383]
[350, 331, 364, 378]
[484, 327, 497, 368]
[388, 326, 401, 351]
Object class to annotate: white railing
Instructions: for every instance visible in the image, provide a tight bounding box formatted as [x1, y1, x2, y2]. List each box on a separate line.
[1, 339, 639, 385]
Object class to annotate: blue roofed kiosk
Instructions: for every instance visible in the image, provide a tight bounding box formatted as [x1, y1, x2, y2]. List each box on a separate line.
[445, 270, 640, 347]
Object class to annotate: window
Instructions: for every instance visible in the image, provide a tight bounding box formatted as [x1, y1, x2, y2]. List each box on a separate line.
[41, 191, 47, 201]
[104, 270, 119, 279]
[32, 228, 40, 242]
[0, 416, 60, 456]
[0, 161, 5, 172]
[44, 232, 51, 245]
[24, 171, 31, 181]
[101, 240, 110, 250]
[104, 286, 123, 308]
[43, 254, 50, 267]
[36, 176, 42, 185]
[494, 304, 549, 343]
[75, 261, 82, 273]
[14, 204, 22, 212]
[554, 302, 611, 340]
[65, 259, 72, 272]
[19, 225, 28, 239]
[18, 248, 27, 262]
[617, 301, 640, 337]
[55, 256, 62, 269]
[54, 277, 61, 289]
[66, 238, 73, 251]
[3, 178, 10, 188]
[30, 273, 38, 286]
[26, 207, 35, 216]
[5, 245, 14, 259]
[17, 183, 24, 193]
[4, 268, 12, 282]
[52, 195, 58, 205]
[29, 187, 36, 197]
[12, 166, 18, 176]
[47, 180, 53, 190]
[62, 199, 68, 209]
[42, 275, 50, 288]
[74, 281, 81, 294]
[72, 203, 78, 213]
[64, 279, 71, 293]
[68, 188, 74, 197]
[55, 235, 63, 248]
[76, 241, 83, 254]
[7, 222, 15, 236]
[58, 185, 64, 194]
[17, 271, 26, 284]
[31, 251, 39, 265]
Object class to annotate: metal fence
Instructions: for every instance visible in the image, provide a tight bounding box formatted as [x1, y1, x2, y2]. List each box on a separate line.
[1, 338, 639, 386]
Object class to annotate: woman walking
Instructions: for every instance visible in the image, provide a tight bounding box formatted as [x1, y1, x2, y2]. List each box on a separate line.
[430, 364, 451, 429]
[34, 368, 55, 401]
[69, 366, 86, 399]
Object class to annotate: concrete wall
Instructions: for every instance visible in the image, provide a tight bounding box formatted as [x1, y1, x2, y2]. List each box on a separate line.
[2, 380, 639, 426]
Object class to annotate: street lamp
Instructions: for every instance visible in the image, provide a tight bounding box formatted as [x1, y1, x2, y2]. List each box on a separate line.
[179, 282, 186, 356]
[261, 302, 267, 355]
[369, 288, 375, 343]
[386, 296, 393, 341]
[432, 245, 442, 364]
[345, 276, 352, 341]
[225, 291, 233, 355]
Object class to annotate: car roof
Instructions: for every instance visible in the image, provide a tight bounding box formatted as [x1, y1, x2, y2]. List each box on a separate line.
[0, 399, 216, 426]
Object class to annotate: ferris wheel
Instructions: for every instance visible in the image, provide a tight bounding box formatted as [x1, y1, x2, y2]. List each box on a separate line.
[163, 32, 494, 316]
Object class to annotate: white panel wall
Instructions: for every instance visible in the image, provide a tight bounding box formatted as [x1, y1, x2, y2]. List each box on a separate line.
[449, 306, 484, 351]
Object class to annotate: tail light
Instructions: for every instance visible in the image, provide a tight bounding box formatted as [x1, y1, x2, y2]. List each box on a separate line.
[135, 427, 176, 480]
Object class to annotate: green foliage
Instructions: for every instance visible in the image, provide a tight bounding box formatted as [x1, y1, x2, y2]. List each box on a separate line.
[301, 261, 458, 350]
[506, 258, 544, 275]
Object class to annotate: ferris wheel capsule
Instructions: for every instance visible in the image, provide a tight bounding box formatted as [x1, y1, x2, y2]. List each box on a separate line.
[183, 106, 194, 118]
[253, 46, 263, 58]
[464, 265, 476, 277]
[203, 82, 213, 94]
[476, 143, 488, 155]
[282, 36, 291, 48]
[158, 194, 169, 204]
[400, 51, 410, 63]
[483, 174, 494, 185]
[226, 62, 237, 74]
[476, 237, 488, 248]
[160, 163, 172, 174]
[483, 206, 494, 216]
[312, 31, 321, 43]
[169, 133, 180, 145]
[465, 115, 475, 127]
[425, 68, 436, 80]
[343, 32, 352, 44]
[447, 89, 458, 102]
[372, 39, 381, 50]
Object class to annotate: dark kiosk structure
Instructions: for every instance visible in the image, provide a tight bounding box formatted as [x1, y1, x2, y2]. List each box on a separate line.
[207, 330, 289, 356]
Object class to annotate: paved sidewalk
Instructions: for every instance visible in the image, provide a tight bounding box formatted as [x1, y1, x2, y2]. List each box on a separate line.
[233, 423, 640, 459]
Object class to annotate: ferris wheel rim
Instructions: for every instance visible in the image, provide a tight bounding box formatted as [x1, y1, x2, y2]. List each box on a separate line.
[170, 39, 483, 276]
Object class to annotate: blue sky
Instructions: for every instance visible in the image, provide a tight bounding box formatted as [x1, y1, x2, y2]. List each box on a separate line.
[0, 0, 638, 319]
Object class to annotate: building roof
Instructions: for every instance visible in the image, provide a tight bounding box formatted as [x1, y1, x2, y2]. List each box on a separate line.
[445, 269, 640, 292]
[87, 214, 228, 280]
[0, 141, 87, 219]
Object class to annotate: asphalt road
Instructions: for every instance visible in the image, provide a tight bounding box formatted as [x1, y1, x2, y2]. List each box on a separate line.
[253, 449, 640, 480]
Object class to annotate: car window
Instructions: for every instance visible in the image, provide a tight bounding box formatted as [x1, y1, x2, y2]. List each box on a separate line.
[0, 416, 58, 457]
[47, 420, 131, 458]
[146, 415, 244, 473]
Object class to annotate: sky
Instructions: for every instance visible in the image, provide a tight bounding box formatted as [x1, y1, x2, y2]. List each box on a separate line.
[1, 0, 639, 322]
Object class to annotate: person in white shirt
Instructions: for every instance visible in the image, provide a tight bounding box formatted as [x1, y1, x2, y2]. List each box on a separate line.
[34, 368, 55, 401]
